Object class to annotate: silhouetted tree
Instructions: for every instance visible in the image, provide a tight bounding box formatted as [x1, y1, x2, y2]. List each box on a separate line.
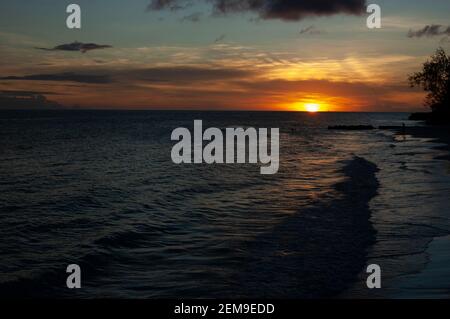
[409, 48, 450, 117]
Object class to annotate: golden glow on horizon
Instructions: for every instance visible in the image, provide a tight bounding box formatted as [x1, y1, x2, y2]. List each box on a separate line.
[304, 103, 320, 113]
[285, 97, 333, 112]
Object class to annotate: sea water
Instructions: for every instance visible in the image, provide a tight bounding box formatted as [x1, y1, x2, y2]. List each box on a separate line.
[0, 110, 449, 298]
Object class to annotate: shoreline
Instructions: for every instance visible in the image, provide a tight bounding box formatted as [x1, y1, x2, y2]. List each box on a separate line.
[388, 124, 450, 299]
[388, 234, 450, 298]
[394, 125, 450, 161]
[340, 123, 450, 299]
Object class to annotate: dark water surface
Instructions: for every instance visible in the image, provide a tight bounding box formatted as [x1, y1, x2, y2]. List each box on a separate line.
[1, 111, 449, 298]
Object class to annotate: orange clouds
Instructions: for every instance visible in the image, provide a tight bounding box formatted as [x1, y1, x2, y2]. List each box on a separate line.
[0, 42, 426, 111]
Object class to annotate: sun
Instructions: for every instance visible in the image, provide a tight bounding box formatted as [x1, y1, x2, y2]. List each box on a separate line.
[304, 103, 320, 113]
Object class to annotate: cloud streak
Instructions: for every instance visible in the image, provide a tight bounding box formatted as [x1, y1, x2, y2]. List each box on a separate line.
[408, 25, 450, 38]
[299, 25, 323, 35]
[0, 90, 62, 109]
[1, 66, 252, 86]
[127, 66, 253, 83]
[1, 72, 112, 84]
[36, 41, 112, 53]
[148, 0, 367, 21]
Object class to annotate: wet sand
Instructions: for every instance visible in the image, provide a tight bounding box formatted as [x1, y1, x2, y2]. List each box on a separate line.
[389, 124, 450, 299]
[388, 234, 450, 298]
[399, 126, 450, 161]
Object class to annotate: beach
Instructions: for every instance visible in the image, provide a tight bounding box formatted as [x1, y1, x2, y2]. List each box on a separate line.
[388, 234, 450, 298]
[395, 126, 450, 161]
[387, 125, 450, 298]
[341, 123, 450, 298]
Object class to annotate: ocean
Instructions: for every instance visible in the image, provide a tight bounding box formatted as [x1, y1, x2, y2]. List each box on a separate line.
[1, 110, 449, 298]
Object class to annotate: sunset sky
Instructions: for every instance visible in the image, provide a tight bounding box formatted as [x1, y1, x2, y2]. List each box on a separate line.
[1, 0, 450, 111]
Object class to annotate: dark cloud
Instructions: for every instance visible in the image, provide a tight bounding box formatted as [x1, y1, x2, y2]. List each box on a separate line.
[0, 90, 62, 110]
[0, 90, 61, 96]
[147, 0, 193, 11]
[408, 25, 450, 38]
[1, 72, 112, 84]
[35, 41, 112, 53]
[1, 67, 252, 87]
[124, 66, 254, 83]
[299, 25, 323, 35]
[148, 0, 367, 21]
